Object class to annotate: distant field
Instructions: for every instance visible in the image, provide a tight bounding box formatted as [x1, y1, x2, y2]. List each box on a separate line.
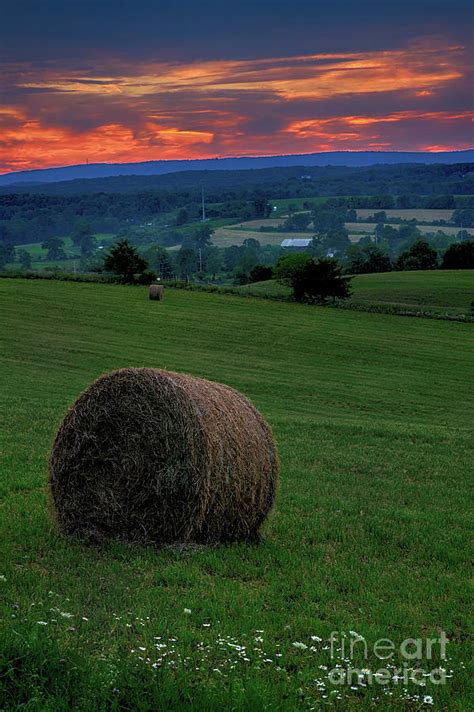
[350, 269, 474, 314]
[237, 270, 474, 316]
[271, 196, 330, 216]
[356, 209, 454, 222]
[230, 218, 285, 229]
[346, 222, 473, 237]
[212, 227, 293, 247]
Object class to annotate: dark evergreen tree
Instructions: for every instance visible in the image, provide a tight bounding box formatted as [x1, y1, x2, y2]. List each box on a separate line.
[291, 258, 352, 303]
[441, 241, 474, 269]
[395, 240, 438, 271]
[104, 240, 148, 283]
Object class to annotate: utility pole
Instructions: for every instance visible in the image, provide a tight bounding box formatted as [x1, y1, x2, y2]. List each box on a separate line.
[201, 182, 206, 223]
[198, 247, 203, 272]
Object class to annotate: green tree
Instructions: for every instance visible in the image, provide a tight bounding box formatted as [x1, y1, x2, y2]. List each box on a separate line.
[223, 245, 243, 272]
[72, 220, 96, 256]
[242, 238, 261, 251]
[452, 209, 474, 228]
[175, 208, 189, 226]
[313, 208, 346, 233]
[18, 249, 32, 270]
[175, 247, 196, 281]
[253, 197, 271, 218]
[233, 252, 259, 285]
[192, 224, 214, 250]
[249, 265, 273, 283]
[42, 237, 66, 260]
[145, 245, 173, 279]
[396, 240, 438, 271]
[312, 228, 351, 257]
[347, 244, 391, 274]
[274, 253, 313, 285]
[204, 247, 222, 280]
[291, 258, 352, 304]
[283, 213, 312, 231]
[0, 243, 15, 268]
[104, 240, 148, 283]
[441, 241, 474, 269]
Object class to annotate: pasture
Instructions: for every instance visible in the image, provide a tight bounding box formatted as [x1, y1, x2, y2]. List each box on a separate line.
[236, 270, 474, 317]
[355, 209, 454, 222]
[0, 278, 472, 710]
[212, 226, 289, 248]
[346, 223, 474, 237]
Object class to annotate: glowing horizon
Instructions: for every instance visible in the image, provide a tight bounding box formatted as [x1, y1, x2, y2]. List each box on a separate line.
[1, 18, 472, 174]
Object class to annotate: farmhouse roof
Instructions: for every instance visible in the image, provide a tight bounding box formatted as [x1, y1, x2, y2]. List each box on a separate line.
[281, 238, 313, 248]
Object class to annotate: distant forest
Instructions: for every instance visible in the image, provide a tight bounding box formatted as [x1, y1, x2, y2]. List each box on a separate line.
[0, 162, 473, 246]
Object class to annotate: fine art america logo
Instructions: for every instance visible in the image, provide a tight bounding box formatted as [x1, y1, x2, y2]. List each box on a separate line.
[325, 630, 449, 688]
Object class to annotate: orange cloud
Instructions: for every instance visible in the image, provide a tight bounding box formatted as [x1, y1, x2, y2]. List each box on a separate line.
[0, 42, 471, 172]
[287, 110, 473, 136]
[15, 45, 465, 101]
[0, 120, 214, 171]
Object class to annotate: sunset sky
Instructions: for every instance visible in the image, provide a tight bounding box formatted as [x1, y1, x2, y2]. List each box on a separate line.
[0, 0, 472, 174]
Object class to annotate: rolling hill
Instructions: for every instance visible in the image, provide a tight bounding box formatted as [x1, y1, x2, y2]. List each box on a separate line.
[0, 149, 473, 187]
[0, 278, 472, 709]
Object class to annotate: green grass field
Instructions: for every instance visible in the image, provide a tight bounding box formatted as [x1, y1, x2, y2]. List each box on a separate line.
[237, 270, 474, 317]
[0, 279, 473, 710]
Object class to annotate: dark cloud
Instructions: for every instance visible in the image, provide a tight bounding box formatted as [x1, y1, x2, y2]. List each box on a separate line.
[0, 1, 472, 171]
[1, 0, 472, 63]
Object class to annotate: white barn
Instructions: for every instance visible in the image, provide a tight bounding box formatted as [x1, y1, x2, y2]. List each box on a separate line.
[281, 238, 313, 251]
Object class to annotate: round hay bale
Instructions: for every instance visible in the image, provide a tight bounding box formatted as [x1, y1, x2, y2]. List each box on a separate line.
[149, 285, 164, 300]
[49, 368, 279, 545]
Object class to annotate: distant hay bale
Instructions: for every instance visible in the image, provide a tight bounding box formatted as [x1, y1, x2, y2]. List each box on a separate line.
[149, 285, 164, 300]
[49, 368, 279, 546]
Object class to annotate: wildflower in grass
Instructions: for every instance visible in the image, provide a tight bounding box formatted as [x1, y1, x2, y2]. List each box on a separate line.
[292, 641, 308, 650]
[37, 621, 48, 625]
[423, 696, 434, 705]
[184, 608, 191, 614]
[0, 575, 6, 582]
[60, 612, 74, 618]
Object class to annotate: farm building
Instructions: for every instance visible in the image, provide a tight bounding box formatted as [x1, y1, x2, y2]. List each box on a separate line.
[281, 238, 313, 251]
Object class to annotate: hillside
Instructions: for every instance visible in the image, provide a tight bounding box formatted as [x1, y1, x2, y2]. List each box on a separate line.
[236, 270, 474, 317]
[1, 162, 473, 197]
[0, 279, 472, 709]
[1, 150, 473, 187]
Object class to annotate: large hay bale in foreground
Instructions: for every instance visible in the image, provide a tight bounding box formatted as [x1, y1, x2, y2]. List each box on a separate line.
[49, 368, 279, 545]
[149, 284, 164, 300]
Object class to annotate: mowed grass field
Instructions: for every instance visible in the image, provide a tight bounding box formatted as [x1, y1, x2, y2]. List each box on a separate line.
[237, 270, 474, 317]
[0, 279, 473, 710]
[348, 271, 474, 315]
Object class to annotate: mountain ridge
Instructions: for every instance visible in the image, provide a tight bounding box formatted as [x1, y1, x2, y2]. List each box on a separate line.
[1, 150, 473, 186]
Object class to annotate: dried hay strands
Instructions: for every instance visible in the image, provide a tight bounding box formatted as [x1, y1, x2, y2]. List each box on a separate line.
[149, 285, 164, 300]
[49, 368, 279, 546]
